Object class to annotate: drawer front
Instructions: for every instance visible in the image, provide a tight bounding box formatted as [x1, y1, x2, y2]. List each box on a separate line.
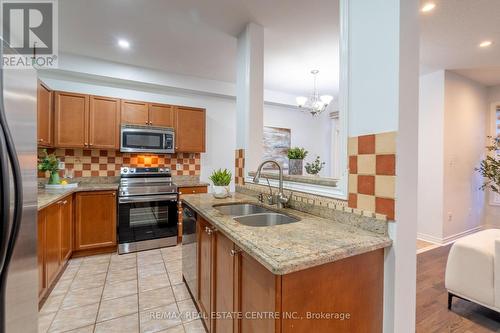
[178, 186, 208, 195]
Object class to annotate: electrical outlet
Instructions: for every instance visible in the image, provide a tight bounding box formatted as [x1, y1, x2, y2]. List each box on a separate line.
[58, 161, 65, 170]
[176, 163, 182, 170]
[447, 212, 452, 221]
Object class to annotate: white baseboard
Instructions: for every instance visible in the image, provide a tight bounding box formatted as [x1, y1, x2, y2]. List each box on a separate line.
[417, 225, 494, 245]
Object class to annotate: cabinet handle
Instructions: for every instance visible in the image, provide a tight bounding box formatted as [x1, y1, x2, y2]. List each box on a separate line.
[145, 121, 149, 125]
[62, 200, 67, 204]
[57, 200, 62, 205]
[89, 143, 93, 147]
[112, 192, 116, 196]
[230, 249, 241, 256]
[192, 190, 196, 193]
[39, 139, 44, 142]
[84, 142, 88, 146]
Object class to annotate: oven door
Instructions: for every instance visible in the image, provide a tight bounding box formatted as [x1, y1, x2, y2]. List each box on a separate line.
[118, 194, 178, 246]
[121, 127, 173, 153]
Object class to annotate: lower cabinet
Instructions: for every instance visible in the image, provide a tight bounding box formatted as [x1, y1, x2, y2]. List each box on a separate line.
[75, 191, 117, 251]
[195, 216, 384, 333]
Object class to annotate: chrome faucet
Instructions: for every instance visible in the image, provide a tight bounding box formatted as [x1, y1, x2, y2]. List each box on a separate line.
[253, 160, 290, 209]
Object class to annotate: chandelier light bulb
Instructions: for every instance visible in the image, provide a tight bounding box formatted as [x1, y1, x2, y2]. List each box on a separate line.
[296, 96, 308, 107]
[320, 95, 334, 105]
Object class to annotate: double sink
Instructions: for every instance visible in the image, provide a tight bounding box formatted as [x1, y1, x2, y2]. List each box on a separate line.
[213, 203, 300, 227]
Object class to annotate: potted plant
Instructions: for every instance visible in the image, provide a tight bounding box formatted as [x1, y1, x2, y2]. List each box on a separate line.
[287, 147, 308, 175]
[209, 168, 232, 198]
[477, 136, 500, 193]
[305, 156, 326, 176]
[38, 149, 61, 184]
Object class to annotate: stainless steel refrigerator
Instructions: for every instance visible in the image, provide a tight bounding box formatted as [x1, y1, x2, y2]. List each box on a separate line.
[0, 45, 38, 332]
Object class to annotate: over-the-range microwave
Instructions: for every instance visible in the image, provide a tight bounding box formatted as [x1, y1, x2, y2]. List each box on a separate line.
[120, 125, 175, 154]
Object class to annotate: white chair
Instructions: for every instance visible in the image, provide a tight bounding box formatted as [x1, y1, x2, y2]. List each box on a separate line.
[445, 229, 500, 311]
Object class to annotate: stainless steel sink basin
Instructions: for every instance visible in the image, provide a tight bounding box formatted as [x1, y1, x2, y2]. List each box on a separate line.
[213, 203, 273, 216]
[234, 213, 300, 227]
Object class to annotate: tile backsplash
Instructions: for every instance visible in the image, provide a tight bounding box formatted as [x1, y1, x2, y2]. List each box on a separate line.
[38, 148, 201, 178]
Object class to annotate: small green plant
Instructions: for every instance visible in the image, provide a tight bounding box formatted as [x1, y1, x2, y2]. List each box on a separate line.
[287, 147, 308, 160]
[305, 156, 326, 175]
[38, 149, 61, 184]
[477, 136, 500, 193]
[209, 168, 232, 186]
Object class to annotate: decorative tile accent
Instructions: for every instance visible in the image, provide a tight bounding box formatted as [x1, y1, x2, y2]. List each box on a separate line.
[38, 148, 201, 178]
[234, 149, 245, 185]
[348, 131, 397, 220]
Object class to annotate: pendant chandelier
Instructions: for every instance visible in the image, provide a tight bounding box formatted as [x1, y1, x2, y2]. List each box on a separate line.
[296, 70, 333, 117]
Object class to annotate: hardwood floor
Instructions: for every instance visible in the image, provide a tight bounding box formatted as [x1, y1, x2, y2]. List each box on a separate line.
[416, 245, 500, 332]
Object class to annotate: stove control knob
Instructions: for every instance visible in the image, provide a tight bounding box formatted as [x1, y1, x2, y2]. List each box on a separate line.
[121, 167, 129, 174]
[159, 168, 165, 173]
[129, 168, 135, 174]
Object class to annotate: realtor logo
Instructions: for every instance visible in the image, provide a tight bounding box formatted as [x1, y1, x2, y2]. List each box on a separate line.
[1, 0, 58, 68]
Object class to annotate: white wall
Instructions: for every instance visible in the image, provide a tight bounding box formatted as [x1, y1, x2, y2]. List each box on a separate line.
[39, 75, 333, 187]
[488, 85, 500, 103]
[417, 71, 445, 242]
[442, 71, 487, 239]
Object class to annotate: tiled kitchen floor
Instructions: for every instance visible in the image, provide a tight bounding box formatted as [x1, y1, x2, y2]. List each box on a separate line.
[38, 245, 206, 333]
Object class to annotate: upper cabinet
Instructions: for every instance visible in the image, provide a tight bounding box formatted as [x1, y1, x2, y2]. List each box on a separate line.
[175, 106, 206, 152]
[37, 81, 53, 147]
[89, 96, 121, 149]
[121, 100, 149, 126]
[149, 103, 174, 127]
[54, 92, 89, 148]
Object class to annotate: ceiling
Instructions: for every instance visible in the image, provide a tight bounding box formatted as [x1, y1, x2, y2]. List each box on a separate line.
[59, 0, 339, 96]
[59, 0, 500, 96]
[420, 0, 500, 86]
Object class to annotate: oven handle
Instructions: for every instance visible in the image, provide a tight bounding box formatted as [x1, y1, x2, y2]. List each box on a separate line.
[119, 194, 178, 204]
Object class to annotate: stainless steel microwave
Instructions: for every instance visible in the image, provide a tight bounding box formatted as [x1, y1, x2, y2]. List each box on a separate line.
[120, 125, 175, 154]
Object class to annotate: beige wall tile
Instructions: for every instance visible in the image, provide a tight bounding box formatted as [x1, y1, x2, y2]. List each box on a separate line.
[375, 175, 396, 198]
[357, 155, 376, 175]
[375, 131, 397, 154]
[348, 137, 358, 156]
[357, 194, 376, 212]
[348, 174, 357, 193]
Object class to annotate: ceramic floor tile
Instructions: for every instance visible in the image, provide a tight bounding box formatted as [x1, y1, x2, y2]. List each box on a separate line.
[109, 257, 137, 270]
[138, 263, 167, 278]
[139, 287, 176, 311]
[139, 273, 170, 292]
[50, 278, 72, 296]
[40, 294, 65, 314]
[59, 266, 79, 281]
[139, 303, 181, 333]
[106, 267, 138, 284]
[165, 260, 181, 273]
[83, 253, 111, 264]
[77, 262, 109, 275]
[167, 270, 183, 285]
[38, 311, 57, 333]
[102, 279, 138, 301]
[65, 325, 95, 333]
[158, 325, 185, 333]
[94, 313, 139, 333]
[70, 272, 106, 290]
[48, 302, 99, 333]
[176, 299, 199, 323]
[183, 320, 206, 333]
[97, 294, 138, 322]
[61, 286, 103, 309]
[172, 283, 190, 302]
[138, 255, 164, 267]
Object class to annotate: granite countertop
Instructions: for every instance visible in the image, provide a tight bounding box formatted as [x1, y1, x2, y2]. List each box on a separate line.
[38, 183, 119, 210]
[182, 193, 392, 275]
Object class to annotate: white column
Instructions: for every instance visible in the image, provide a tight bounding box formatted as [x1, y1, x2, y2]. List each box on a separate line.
[236, 22, 264, 173]
[344, 0, 419, 332]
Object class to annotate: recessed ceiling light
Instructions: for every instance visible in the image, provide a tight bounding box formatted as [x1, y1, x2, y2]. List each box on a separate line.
[118, 39, 130, 49]
[479, 40, 493, 48]
[421, 2, 436, 12]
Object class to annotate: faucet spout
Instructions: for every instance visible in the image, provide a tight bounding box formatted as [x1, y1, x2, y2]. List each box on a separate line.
[253, 160, 288, 209]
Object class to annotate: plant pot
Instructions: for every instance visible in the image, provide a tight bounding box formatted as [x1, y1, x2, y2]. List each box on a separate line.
[212, 185, 230, 199]
[49, 171, 60, 185]
[288, 159, 303, 175]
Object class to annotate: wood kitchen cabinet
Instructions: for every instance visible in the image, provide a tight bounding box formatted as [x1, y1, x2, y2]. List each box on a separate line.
[37, 81, 53, 147]
[60, 196, 73, 264]
[193, 216, 384, 333]
[178, 186, 208, 196]
[89, 96, 121, 149]
[175, 106, 206, 152]
[75, 191, 117, 251]
[37, 210, 46, 298]
[44, 202, 61, 288]
[121, 100, 149, 126]
[54, 91, 89, 148]
[149, 103, 174, 127]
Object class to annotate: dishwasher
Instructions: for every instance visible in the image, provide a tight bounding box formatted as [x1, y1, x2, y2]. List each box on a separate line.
[182, 203, 198, 297]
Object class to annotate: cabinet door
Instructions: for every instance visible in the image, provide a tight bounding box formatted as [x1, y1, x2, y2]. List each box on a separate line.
[214, 232, 236, 333]
[175, 106, 206, 152]
[89, 96, 121, 149]
[197, 217, 214, 331]
[54, 92, 89, 148]
[121, 100, 149, 126]
[37, 81, 52, 146]
[60, 195, 73, 264]
[45, 202, 61, 287]
[75, 191, 117, 250]
[37, 210, 46, 297]
[178, 186, 208, 196]
[149, 103, 174, 127]
[237, 252, 278, 333]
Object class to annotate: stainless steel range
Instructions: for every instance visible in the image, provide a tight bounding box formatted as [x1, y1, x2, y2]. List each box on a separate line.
[118, 167, 178, 254]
